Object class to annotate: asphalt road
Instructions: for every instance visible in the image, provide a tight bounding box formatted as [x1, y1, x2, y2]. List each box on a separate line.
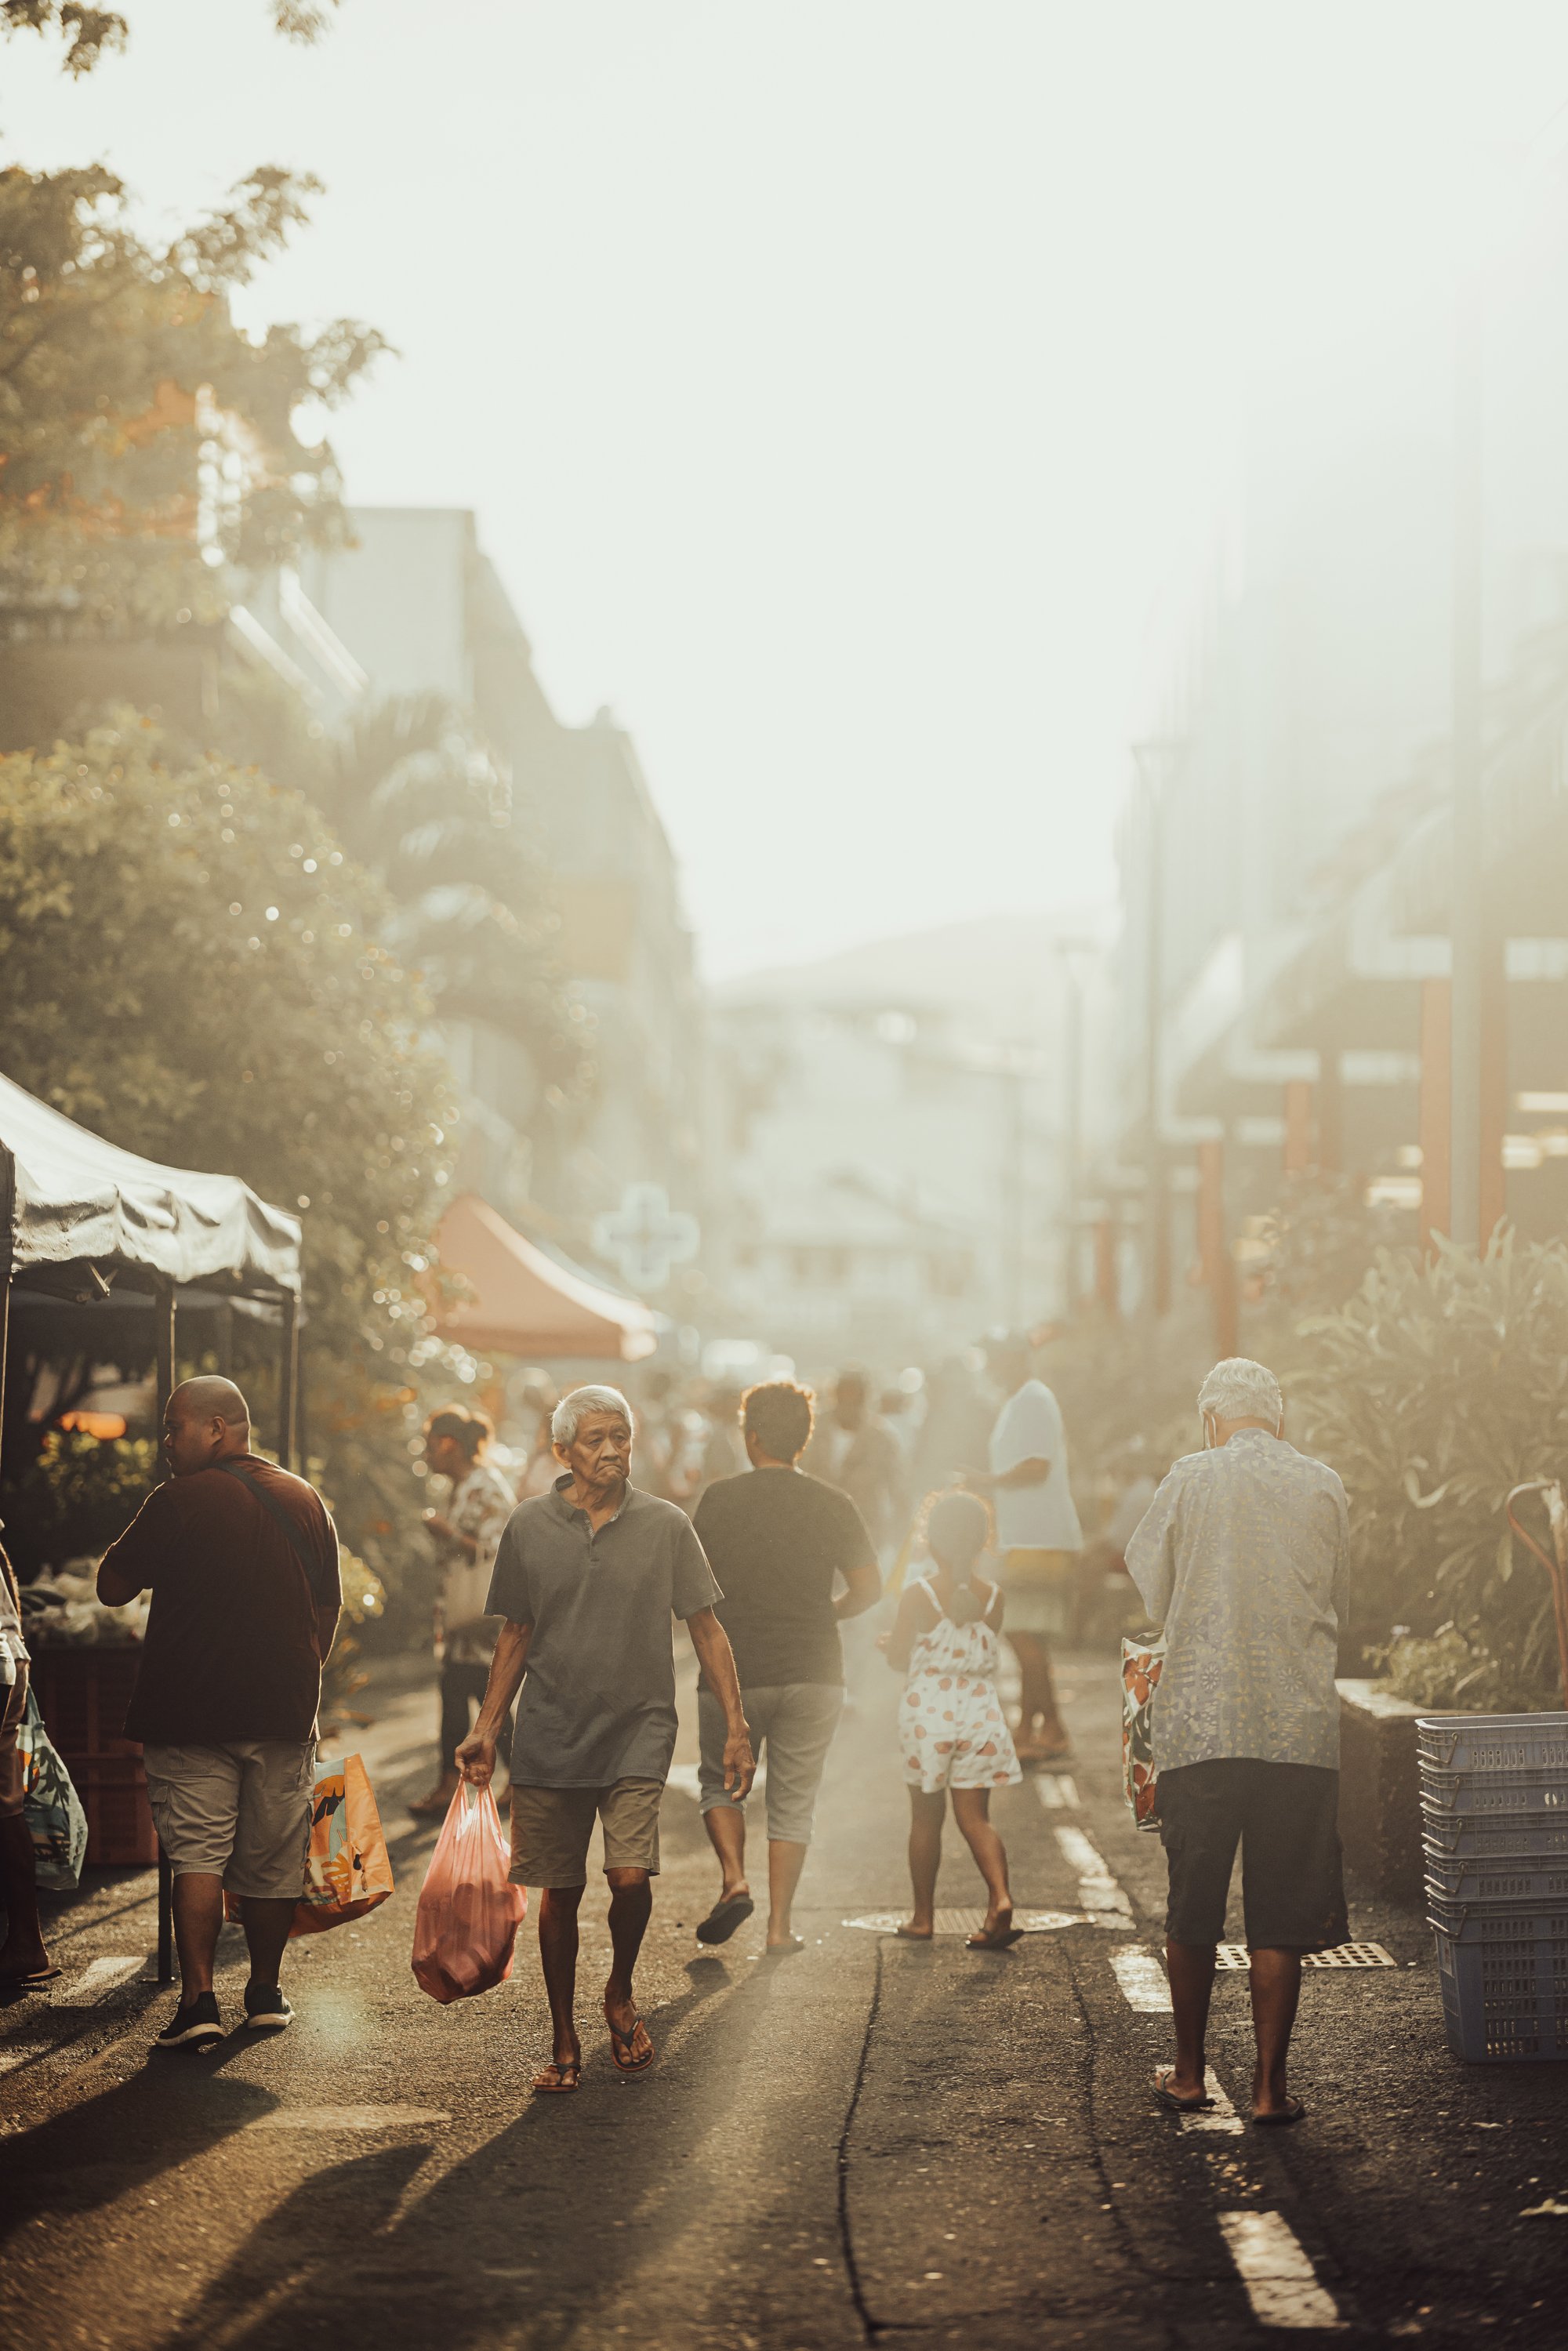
[3, 1649, 1566, 2350]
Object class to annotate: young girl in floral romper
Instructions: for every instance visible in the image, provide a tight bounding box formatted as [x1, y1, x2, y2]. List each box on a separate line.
[887, 1490, 1022, 1948]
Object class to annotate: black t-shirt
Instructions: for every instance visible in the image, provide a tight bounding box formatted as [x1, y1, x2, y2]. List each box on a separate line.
[692, 1467, 877, 1688]
[102, 1457, 341, 1744]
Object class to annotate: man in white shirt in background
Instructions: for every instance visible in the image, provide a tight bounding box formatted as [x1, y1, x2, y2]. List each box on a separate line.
[970, 1333, 1082, 1764]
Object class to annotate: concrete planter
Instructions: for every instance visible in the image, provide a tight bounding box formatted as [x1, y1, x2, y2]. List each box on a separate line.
[1336, 1678, 1424, 1903]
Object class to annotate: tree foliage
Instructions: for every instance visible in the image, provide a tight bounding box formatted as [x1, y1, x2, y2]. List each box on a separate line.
[317, 695, 595, 1112]
[0, 717, 456, 1582]
[0, 161, 385, 634]
[1293, 1232, 1568, 1701]
[1, 2, 339, 75]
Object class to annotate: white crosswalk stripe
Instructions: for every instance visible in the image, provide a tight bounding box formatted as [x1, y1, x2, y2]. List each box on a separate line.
[1054, 1823, 1134, 1925]
[1219, 2211, 1344, 2329]
[56, 1957, 147, 2007]
[1031, 1772, 1080, 1809]
[1111, 1946, 1171, 2011]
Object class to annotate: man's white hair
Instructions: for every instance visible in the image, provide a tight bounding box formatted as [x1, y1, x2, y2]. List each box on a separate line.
[551, 1384, 633, 1446]
[1197, 1357, 1283, 1427]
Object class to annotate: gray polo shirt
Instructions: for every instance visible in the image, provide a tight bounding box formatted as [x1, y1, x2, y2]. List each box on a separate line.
[485, 1475, 721, 1787]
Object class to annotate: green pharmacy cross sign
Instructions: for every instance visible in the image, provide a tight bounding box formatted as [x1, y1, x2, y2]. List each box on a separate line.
[593, 1184, 700, 1293]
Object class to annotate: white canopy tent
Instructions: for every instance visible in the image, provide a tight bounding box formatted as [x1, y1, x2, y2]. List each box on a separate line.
[0, 1072, 305, 1981]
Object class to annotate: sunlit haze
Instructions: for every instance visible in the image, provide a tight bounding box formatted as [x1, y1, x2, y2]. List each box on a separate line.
[8, 0, 1568, 974]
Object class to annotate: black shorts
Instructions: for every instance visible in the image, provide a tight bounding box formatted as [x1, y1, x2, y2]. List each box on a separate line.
[1158, 1758, 1347, 1951]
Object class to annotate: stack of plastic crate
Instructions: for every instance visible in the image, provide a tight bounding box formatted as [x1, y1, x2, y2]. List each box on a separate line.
[1420, 1711, 1568, 2063]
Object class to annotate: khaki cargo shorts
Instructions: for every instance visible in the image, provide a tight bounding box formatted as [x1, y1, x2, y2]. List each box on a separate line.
[508, 1777, 662, 1888]
[141, 1739, 316, 1901]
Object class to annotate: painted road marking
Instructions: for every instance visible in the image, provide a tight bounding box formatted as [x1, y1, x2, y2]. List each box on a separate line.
[1215, 1942, 1396, 1970]
[1180, 2067, 1243, 2136]
[1032, 1773, 1080, 1809]
[56, 1957, 147, 2007]
[1218, 2211, 1344, 2330]
[1054, 1825, 1134, 1926]
[251, 2106, 451, 2131]
[1112, 1946, 1171, 2011]
[845, 1909, 1083, 1936]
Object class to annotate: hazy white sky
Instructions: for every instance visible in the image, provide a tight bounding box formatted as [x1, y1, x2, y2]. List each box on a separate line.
[9, 1, 1568, 974]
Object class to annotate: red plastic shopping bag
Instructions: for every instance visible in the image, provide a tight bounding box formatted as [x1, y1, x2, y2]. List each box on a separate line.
[411, 1782, 528, 2004]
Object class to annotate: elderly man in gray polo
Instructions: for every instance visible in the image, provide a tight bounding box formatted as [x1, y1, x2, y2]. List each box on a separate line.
[457, 1383, 754, 2095]
[1126, 1357, 1349, 2128]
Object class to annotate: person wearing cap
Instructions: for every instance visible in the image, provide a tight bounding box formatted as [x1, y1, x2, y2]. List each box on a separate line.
[1126, 1356, 1349, 2128]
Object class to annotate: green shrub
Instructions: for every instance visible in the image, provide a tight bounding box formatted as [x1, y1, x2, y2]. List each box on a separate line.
[1294, 1232, 1568, 1703]
[5, 1431, 159, 1573]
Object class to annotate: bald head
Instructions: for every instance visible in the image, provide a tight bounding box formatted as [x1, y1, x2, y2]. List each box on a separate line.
[164, 1377, 252, 1478]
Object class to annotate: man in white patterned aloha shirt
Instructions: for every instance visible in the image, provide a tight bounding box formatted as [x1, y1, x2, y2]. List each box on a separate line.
[1127, 1357, 1348, 2130]
[409, 1406, 519, 1816]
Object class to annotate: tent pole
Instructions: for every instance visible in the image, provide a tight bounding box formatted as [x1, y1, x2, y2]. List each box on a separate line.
[277, 1295, 297, 1472]
[0, 1274, 9, 1489]
[154, 1281, 176, 1437]
[153, 1279, 176, 1985]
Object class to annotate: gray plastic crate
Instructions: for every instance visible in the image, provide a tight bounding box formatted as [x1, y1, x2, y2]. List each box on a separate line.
[1424, 1892, 1568, 1945]
[1419, 1767, 1568, 1819]
[1417, 1713, 1568, 1775]
[1425, 1850, 1568, 1907]
[1434, 1923, 1568, 2062]
[1421, 1806, 1568, 1858]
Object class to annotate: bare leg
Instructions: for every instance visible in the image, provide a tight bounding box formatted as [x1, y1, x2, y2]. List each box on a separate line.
[170, 1872, 226, 1997]
[702, 1803, 750, 1901]
[1010, 1633, 1068, 1754]
[1164, 1938, 1217, 2102]
[766, 1838, 808, 1950]
[1248, 1946, 1303, 2116]
[0, 1813, 51, 1979]
[604, 1866, 654, 2066]
[238, 1896, 297, 1990]
[537, 1882, 585, 2070]
[902, 1789, 945, 1936]
[951, 1789, 1012, 1931]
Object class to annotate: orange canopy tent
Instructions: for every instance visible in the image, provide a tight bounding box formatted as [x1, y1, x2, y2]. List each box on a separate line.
[432, 1192, 659, 1362]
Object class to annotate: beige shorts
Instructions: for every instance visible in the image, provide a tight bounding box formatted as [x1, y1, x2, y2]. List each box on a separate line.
[509, 1777, 662, 1888]
[142, 1739, 316, 1900]
[0, 1667, 27, 1822]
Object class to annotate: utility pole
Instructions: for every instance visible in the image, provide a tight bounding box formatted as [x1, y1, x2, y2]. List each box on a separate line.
[1053, 936, 1096, 1315]
[1449, 267, 1485, 1250]
[1132, 742, 1174, 1314]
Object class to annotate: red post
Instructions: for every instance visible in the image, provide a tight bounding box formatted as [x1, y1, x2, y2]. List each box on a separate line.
[1197, 1139, 1239, 1359]
[1419, 978, 1451, 1261]
[1479, 941, 1508, 1248]
[1283, 1080, 1314, 1175]
[1094, 1214, 1119, 1316]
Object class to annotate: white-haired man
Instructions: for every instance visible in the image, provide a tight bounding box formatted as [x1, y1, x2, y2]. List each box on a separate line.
[1126, 1357, 1348, 2128]
[457, 1384, 754, 2094]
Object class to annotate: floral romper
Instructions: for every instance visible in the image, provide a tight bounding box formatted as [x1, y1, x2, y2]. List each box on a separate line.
[899, 1577, 1022, 1794]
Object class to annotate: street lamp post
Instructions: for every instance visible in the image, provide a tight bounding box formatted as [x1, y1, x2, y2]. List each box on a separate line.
[1132, 742, 1174, 1314]
[1449, 267, 1485, 1250]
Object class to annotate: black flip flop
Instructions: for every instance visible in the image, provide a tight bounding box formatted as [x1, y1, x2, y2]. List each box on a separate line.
[608, 2013, 655, 2073]
[1251, 2097, 1306, 2127]
[966, 1925, 1025, 1950]
[695, 1893, 754, 1946]
[0, 1967, 62, 1993]
[1155, 2071, 1214, 2114]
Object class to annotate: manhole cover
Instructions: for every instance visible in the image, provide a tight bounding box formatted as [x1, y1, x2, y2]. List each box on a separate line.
[844, 1909, 1084, 1936]
[1214, 1941, 1396, 1970]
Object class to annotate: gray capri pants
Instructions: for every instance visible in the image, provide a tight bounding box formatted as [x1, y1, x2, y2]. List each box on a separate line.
[698, 1682, 843, 1845]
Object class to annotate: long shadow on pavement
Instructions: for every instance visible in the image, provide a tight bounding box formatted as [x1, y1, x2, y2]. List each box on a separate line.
[148, 1951, 846, 2351]
[0, 2055, 278, 2244]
